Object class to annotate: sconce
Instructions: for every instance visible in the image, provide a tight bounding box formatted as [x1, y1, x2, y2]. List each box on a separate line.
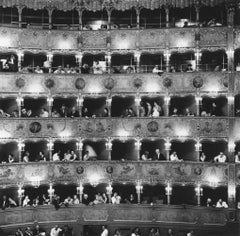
[135, 180, 143, 194]
[32, 178, 40, 188]
[164, 140, 171, 151]
[47, 95, 54, 106]
[47, 138, 54, 151]
[165, 182, 172, 196]
[164, 51, 170, 60]
[17, 186, 25, 198]
[75, 54, 83, 63]
[18, 139, 25, 152]
[16, 94, 24, 107]
[195, 141, 202, 152]
[105, 138, 112, 151]
[134, 94, 141, 106]
[77, 182, 84, 195]
[106, 183, 113, 195]
[76, 139, 83, 151]
[134, 51, 141, 61]
[227, 95, 234, 105]
[195, 184, 203, 196]
[47, 54, 53, 62]
[228, 140, 236, 153]
[195, 95, 202, 105]
[47, 183, 55, 198]
[226, 49, 234, 58]
[134, 138, 142, 150]
[106, 96, 112, 107]
[164, 95, 170, 105]
[77, 95, 84, 107]
[17, 52, 24, 61]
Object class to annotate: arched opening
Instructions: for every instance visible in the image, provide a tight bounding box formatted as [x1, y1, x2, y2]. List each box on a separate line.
[22, 97, 47, 117]
[82, 10, 108, 30]
[82, 139, 108, 161]
[52, 9, 79, 30]
[112, 183, 137, 204]
[52, 97, 77, 118]
[111, 8, 136, 29]
[234, 49, 240, 71]
[111, 53, 135, 73]
[82, 96, 107, 117]
[82, 53, 106, 74]
[141, 184, 166, 204]
[0, 186, 19, 207]
[0, 6, 18, 25]
[170, 95, 196, 116]
[52, 54, 77, 73]
[171, 185, 196, 205]
[235, 94, 240, 116]
[201, 95, 228, 117]
[0, 97, 18, 116]
[140, 96, 164, 117]
[199, 5, 227, 27]
[170, 139, 197, 161]
[170, 7, 197, 27]
[0, 141, 18, 163]
[0, 52, 18, 72]
[22, 52, 47, 72]
[201, 139, 228, 162]
[111, 96, 136, 117]
[170, 51, 195, 72]
[112, 139, 138, 161]
[22, 8, 48, 28]
[140, 53, 165, 73]
[140, 8, 166, 29]
[24, 140, 48, 162]
[140, 139, 166, 161]
[200, 50, 227, 71]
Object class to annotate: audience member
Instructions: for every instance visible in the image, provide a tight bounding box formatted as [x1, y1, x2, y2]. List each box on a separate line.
[24, 227, 33, 236]
[59, 104, 68, 117]
[125, 194, 137, 204]
[216, 198, 228, 208]
[82, 194, 90, 205]
[141, 151, 150, 161]
[111, 192, 121, 204]
[206, 198, 214, 207]
[1, 195, 9, 210]
[52, 151, 61, 161]
[214, 152, 227, 163]
[199, 152, 206, 162]
[81, 64, 90, 74]
[54, 66, 65, 74]
[101, 226, 109, 236]
[169, 151, 182, 161]
[73, 195, 80, 205]
[69, 106, 80, 118]
[22, 195, 30, 207]
[8, 154, 15, 163]
[50, 225, 62, 236]
[34, 66, 44, 74]
[39, 108, 49, 118]
[23, 151, 30, 162]
[152, 149, 165, 161]
[235, 151, 240, 163]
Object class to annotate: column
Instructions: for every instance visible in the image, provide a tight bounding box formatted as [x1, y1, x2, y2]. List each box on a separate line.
[165, 182, 172, 205]
[16, 93, 24, 117]
[77, 139, 83, 161]
[47, 53, 53, 73]
[47, 138, 54, 161]
[48, 183, 55, 203]
[106, 8, 112, 30]
[17, 186, 24, 206]
[165, 6, 170, 28]
[47, 94, 53, 117]
[134, 51, 141, 73]
[194, 49, 202, 72]
[106, 96, 112, 117]
[227, 164, 236, 208]
[164, 139, 171, 161]
[76, 53, 83, 72]
[105, 138, 112, 161]
[47, 8, 54, 30]
[134, 138, 142, 161]
[17, 52, 24, 72]
[195, 139, 202, 161]
[135, 7, 141, 29]
[195, 94, 202, 116]
[134, 94, 141, 117]
[164, 49, 170, 72]
[228, 140, 236, 163]
[135, 181, 143, 204]
[106, 183, 113, 204]
[77, 8, 84, 30]
[77, 95, 84, 117]
[17, 5, 24, 28]
[228, 94, 235, 117]
[195, 184, 203, 206]
[17, 139, 25, 162]
[77, 182, 84, 203]
[164, 94, 170, 117]
[227, 48, 234, 72]
[105, 52, 111, 74]
[227, 5, 235, 28]
[195, 4, 200, 26]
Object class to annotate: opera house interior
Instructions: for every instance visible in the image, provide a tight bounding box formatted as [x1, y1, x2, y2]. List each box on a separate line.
[1, 0, 240, 235]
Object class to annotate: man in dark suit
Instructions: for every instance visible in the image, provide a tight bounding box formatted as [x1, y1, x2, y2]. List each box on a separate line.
[1, 195, 9, 210]
[152, 149, 165, 161]
[59, 104, 68, 117]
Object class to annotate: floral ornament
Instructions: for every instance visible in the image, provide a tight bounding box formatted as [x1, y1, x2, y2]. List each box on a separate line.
[15, 77, 25, 89]
[147, 121, 159, 132]
[193, 76, 203, 88]
[133, 78, 143, 89]
[29, 122, 41, 133]
[76, 166, 84, 174]
[45, 78, 55, 89]
[104, 77, 114, 90]
[75, 78, 86, 90]
[16, 124, 24, 131]
[47, 123, 54, 130]
[106, 166, 113, 174]
[222, 75, 228, 88]
[163, 77, 172, 88]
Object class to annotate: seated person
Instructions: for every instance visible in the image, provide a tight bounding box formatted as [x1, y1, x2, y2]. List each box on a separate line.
[169, 151, 182, 161]
[152, 149, 165, 161]
[141, 151, 150, 161]
[185, 64, 193, 72]
[8, 154, 15, 163]
[235, 151, 240, 163]
[206, 198, 214, 207]
[236, 63, 240, 71]
[152, 65, 163, 74]
[52, 151, 61, 161]
[199, 152, 207, 162]
[214, 152, 227, 163]
[124, 194, 137, 204]
[54, 66, 65, 74]
[81, 64, 90, 74]
[34, 66, 43, 74]
[68, 106, 80, 118]
[216, 198, 228, 208]
[93, 61, 103, 74]
[126, 66, 135, 74]
[111, 192, 121, 204]
[171, 108, 179, 116]
[39, 108, 49, 118]
[184, 108, 194, 116]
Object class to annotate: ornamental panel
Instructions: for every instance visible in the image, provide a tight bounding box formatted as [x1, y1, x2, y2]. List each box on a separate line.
[199, 27, 228, 46]
[139, 29, 166, 48]
[111, 30, 137, 50]
[81, 31, 108, 49]
[0, 27, 19, 48]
